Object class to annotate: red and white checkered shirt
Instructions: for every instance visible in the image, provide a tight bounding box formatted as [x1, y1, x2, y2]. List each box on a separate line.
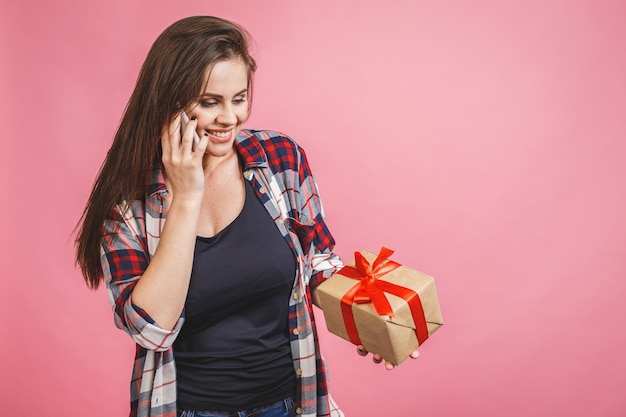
[101, 130, 344, 417]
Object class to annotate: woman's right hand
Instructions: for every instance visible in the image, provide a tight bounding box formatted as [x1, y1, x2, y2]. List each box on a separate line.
[160, 113, 208, 201]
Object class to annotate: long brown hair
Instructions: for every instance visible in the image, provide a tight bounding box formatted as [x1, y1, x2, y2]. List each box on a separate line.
[75, 16, 257, 289]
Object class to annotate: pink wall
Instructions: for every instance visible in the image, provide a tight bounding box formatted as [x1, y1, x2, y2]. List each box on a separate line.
[2, 0, 625, 415]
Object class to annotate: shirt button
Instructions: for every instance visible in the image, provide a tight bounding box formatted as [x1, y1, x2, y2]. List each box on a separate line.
[259, 186, 267, 194]
[292, 328, 300, 336]
[278, 219, 285, 226]
[292, 292, 298, 300]
[295, 407, 303, 415]
[295, 368, 303, 376]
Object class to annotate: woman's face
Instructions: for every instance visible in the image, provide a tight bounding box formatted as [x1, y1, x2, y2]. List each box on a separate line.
[188, 58, 250, 159]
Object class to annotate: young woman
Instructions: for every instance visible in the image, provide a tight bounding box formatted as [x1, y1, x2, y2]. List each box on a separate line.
[75, 15, 412, 417]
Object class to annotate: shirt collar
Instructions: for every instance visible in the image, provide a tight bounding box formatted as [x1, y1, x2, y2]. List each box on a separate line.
[147, 162, 167, 197]
[235, 129, 269, 170]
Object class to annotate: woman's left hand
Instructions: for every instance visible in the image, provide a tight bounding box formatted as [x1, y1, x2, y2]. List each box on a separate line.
[356, 345, 419, 370]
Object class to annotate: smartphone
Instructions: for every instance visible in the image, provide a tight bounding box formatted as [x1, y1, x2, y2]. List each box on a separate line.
[180, 111, 201, 151]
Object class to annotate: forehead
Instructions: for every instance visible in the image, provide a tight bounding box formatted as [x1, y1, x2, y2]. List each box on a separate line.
[202, 58, 249, 93]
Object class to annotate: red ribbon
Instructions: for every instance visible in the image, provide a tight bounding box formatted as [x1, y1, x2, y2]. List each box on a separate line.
[338, 247, 430, 347]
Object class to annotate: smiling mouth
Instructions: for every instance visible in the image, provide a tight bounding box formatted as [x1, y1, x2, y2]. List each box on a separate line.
[208, 130, 231, 139]
[206, 130, 234, 143]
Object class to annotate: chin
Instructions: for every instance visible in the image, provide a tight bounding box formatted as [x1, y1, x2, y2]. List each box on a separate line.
[204, 142, 236, 158]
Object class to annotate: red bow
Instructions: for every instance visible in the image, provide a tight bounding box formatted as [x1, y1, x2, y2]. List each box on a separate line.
[338, 247, 429, 346]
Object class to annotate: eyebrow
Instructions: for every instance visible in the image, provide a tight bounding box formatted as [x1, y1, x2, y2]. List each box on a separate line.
[200, 88, 248, 99]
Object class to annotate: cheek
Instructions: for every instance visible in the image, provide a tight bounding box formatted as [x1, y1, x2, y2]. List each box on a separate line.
[193, 108, 217, 123]
[236, 108, 250, 124]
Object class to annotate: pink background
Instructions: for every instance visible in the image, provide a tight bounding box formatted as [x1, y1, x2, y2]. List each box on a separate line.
[2, 0, 625, 415]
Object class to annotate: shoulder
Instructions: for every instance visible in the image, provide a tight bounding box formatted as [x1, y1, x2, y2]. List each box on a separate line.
[239, 129, 303, 152]
[237, 129, 306, 170]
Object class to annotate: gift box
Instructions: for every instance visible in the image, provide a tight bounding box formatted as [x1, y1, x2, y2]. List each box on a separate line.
[317, 247, 443, 365]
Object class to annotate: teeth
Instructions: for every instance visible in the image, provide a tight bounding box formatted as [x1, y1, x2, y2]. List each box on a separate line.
[209, 131, 230, 138]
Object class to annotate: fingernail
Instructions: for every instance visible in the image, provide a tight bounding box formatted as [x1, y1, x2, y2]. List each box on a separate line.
[203, 132, 209, 137]
[190, 116, 196, 121]
[386, 363, 394, 370]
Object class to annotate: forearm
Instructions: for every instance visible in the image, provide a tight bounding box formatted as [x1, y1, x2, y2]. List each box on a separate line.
[131, 197, 201, 330]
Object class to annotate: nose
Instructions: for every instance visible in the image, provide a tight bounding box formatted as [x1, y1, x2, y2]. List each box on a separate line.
[216, 103, 237, 126]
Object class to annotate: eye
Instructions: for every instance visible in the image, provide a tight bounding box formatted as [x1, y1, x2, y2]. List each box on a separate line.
[200, 100, 218, 108]
[233, 96, 247, 105]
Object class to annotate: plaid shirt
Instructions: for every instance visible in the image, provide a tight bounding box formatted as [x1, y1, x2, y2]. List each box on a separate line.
[101, 130, 345, 417]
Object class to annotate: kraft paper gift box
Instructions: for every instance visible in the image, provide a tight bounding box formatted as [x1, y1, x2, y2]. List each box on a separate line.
[317, 247, 443, 365]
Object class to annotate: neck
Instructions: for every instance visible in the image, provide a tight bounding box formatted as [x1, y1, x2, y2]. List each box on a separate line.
[202, 148, 240, 179]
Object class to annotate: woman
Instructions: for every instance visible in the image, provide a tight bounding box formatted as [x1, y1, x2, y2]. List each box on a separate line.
[75, 15, 409, 417]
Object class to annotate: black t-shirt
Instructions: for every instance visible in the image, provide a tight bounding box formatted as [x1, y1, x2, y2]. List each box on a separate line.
[174, 180, 297, 411]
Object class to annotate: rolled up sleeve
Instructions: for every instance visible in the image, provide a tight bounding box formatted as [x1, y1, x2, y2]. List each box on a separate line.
[296, 147, 343, 288]
[100, 209, 183, 352]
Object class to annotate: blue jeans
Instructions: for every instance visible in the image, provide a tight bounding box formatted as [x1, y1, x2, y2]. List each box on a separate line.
[177, 396, 296, 417]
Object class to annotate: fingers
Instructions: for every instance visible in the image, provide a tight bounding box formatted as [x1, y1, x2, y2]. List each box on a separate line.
[356, 346, 387, 367]
[160, 113, 206, 198]
[160, 114, 181, 156]
[356, 345, 420, 370]
[162, 113, 201, 154]
[180, 115, 199, 152]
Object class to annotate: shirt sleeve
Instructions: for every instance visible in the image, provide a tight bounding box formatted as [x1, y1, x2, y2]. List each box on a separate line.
[100, 203, 184, 351]
[295, 146, 344, 289]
